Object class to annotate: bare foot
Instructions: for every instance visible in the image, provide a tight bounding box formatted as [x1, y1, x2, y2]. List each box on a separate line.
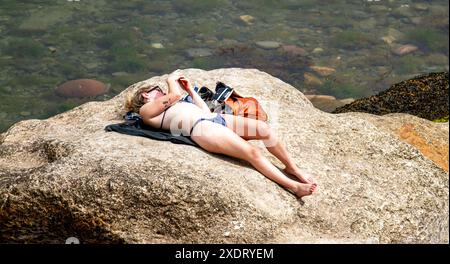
[291, 182, 317, 198]
[283, 167, 317, 185]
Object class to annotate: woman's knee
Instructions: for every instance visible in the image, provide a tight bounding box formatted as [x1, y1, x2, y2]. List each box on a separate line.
[245, 145, 263, 161]
[256, 121, 272, 138]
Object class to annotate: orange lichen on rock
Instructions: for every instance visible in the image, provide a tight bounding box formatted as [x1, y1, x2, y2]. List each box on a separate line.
[396, 123, 449, 172]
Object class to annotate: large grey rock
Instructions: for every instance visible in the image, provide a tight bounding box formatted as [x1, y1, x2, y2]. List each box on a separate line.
[0, 69, 448, 243]
[358, 113, 449, 173]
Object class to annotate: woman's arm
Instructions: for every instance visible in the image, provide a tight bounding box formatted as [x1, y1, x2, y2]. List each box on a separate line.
[139, 93, 181, 121]
[179, 77, 210, 113]
[166, 70, 183, 96]
[189, 87, 211, 113]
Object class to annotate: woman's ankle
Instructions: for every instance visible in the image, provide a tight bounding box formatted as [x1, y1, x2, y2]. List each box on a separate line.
[284, 165, 299, 173]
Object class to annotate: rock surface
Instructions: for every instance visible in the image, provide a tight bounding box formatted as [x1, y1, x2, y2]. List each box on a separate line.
[55, 79, 109, 98]
[309, 66, 336, 76]
[358, 113, 449, 172]
[280, 45, 308, 56]
[392, 44, 419, 56]
[305, 94, 354, 113]
[0, 69, 448, 243]
[255, 41, 281, 50]
[332, 72, 449, 121]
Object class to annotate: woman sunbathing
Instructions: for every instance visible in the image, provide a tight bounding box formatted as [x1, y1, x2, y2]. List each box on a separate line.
[125, 70, 317, 198]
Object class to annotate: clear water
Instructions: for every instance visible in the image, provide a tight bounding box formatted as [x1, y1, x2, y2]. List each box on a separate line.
[0, 0, 448, 132]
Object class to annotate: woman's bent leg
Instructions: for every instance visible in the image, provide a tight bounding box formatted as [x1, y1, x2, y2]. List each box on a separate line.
[190, 121, 316, 197]
[221, 114, 316, 184]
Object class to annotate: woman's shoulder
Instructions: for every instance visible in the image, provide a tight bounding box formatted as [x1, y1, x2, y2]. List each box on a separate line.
[139, 101, 163, 124]
[138, 102, 151, 117]
[139, 100, 166, 116]
[141, 111, 162, 128]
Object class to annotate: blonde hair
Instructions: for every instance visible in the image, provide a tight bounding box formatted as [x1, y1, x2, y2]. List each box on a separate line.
[124, 85, 159, 113]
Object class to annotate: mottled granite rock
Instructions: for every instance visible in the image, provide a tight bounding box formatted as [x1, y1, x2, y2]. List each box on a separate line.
[357, 113, 449, 172]
[0, 69, 448, 243]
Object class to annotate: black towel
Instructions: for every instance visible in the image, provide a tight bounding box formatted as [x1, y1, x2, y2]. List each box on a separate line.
[105, 111, 198, 147]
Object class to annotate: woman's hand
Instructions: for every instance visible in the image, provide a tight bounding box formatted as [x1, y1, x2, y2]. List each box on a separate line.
[178, 76, 194, 94]
[166, 69, 184, 96]
[167, 69, 193, 93]
[167, 69, 183, 84]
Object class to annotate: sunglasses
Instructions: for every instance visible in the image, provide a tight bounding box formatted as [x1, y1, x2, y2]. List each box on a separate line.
[145, 86, 166, 101]
[147, 86, 164, 94]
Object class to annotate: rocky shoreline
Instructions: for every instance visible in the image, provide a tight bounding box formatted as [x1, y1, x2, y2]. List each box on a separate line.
[0, 69, 448, 243]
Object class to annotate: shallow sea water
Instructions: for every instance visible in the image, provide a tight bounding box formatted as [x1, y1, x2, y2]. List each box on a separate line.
[0, 0, 448, 132]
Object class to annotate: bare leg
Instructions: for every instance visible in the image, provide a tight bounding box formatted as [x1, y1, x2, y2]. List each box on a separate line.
[190, 121, 316, 198]
[222, 114, 316, 184]
[264, 132, 316, 185]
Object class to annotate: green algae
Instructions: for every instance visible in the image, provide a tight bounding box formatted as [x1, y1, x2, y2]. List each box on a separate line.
[97, 30, 134, 49]
[172, 0, 230, 14]
[432, 115, 449, 123]
[236, 0, 316, 10]
[111, 57, 147, 73]
[56, 100, 80, 113]
[393, 55, 423, 75]
[318, 79, 371, 99]
[252, 25, 295, 41]
[3, 38, 46, 58]
[66, 29, 95, 47]
[59, 62, 87, 80]
[190, 57, 212, 69]
[110, 72, 151, 94]
[331, 30, 377, 50]
[405, 27, 449, 52]
[220, 28, 240, 39]
[18, 6, 73, 32]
